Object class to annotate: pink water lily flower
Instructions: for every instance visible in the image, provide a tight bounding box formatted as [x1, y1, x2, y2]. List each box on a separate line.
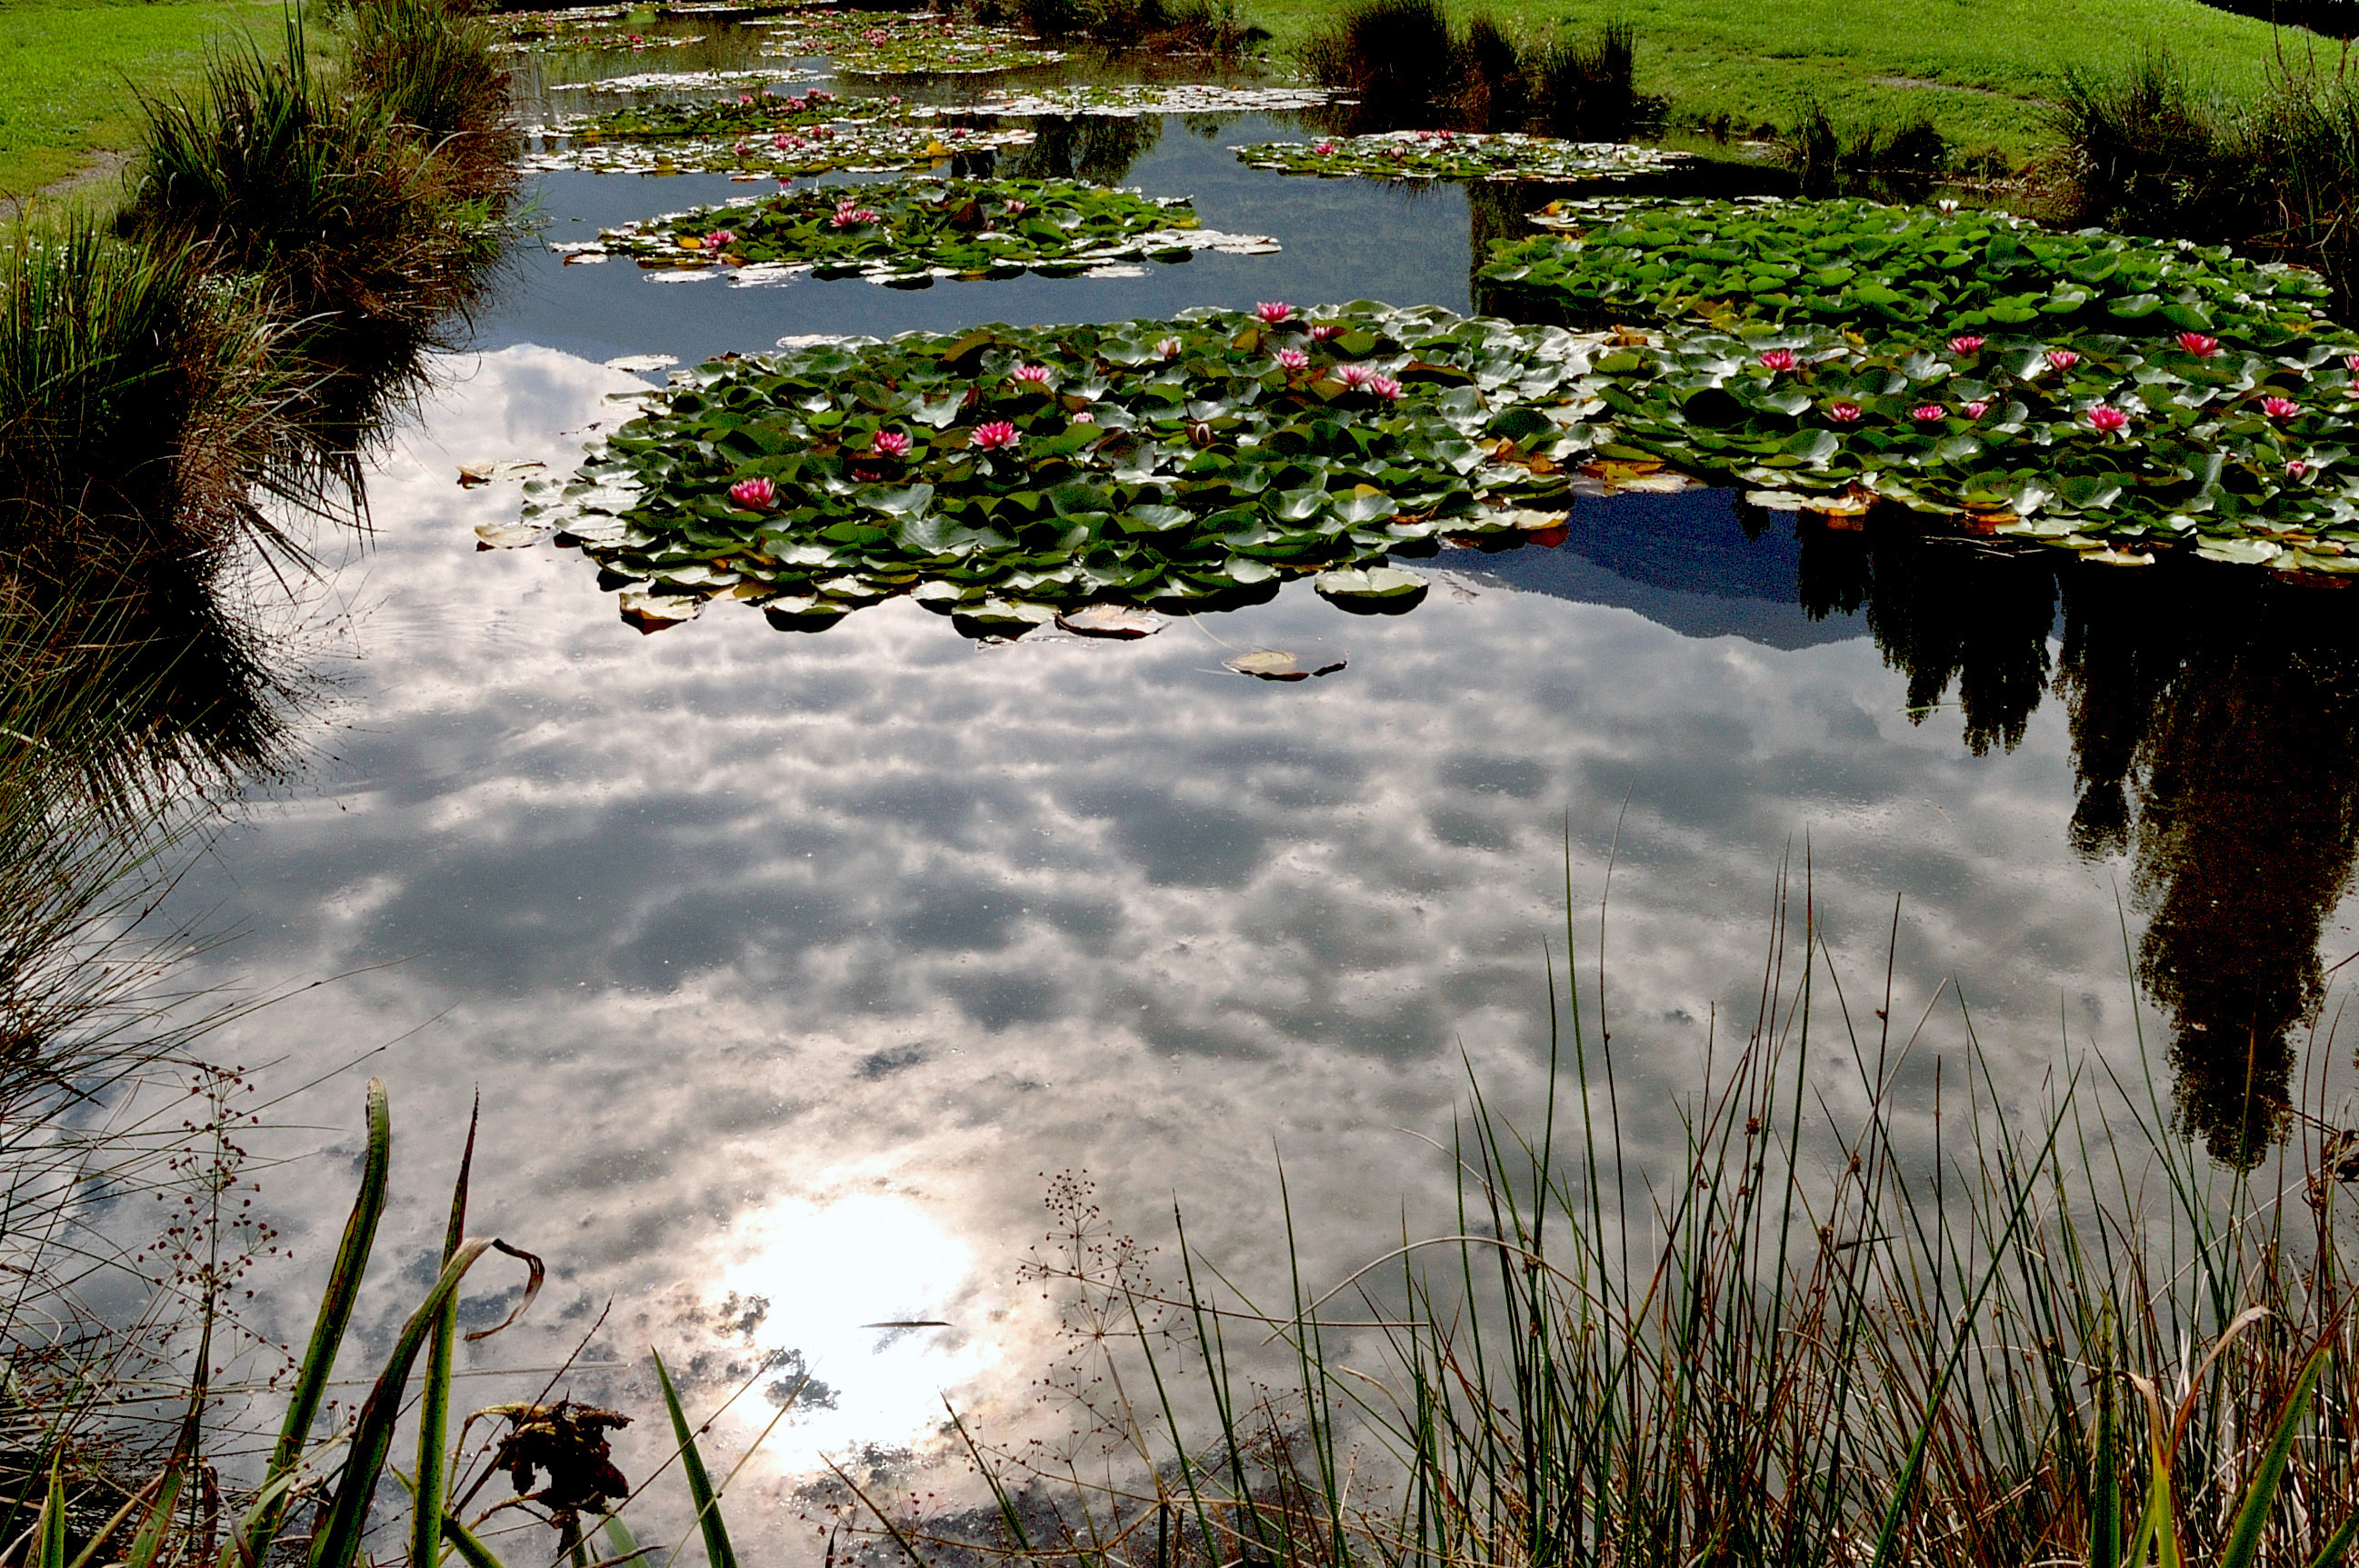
[2288, 458, 2313, 480]
[1828, 402, 1863, 423]
[2346, 354, 2359, 375]
[1010, 364, 1054, 386]
[1274, 347, 1309, 370]
[1156, 336, 1184, 358]
[1071, 410, 1095, 424]
[703, 229, 736, 251]
[1964, 400, 1990, 420]
[2262, 395, 2301, 419]
[729, 476, 776, 509]
[874, 430, 912, 457]
[2176, 332, 2221, 356]
[1368, 375, 1404, 401]
[1255, 301, 1293, 325]
[739, 93, 755, 105]
[887, 94, 902, 105]
[2087, 404, 2130, 434]
[1005, 198, 1029, 215]
[1911, 404, 1944, 422]
[830, 200, 880, 228]
[1337, 364, 1374, 389]
[1314, 140, 1338, 155]
[2045, 348, 2080, 371]
[1758, 349, 1797, 372]
[971, 421, 1020, 451]
[1311, 324, 1343, 341]
[1948, 335, 1984, 355]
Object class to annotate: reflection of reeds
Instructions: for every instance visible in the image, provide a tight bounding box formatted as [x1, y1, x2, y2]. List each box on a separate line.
[1301, 0, 1665, 139]
[840, 876, 2359, 1567]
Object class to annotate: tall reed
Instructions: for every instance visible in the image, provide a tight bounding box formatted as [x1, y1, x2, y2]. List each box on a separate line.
[855, 875, 2359, 1568]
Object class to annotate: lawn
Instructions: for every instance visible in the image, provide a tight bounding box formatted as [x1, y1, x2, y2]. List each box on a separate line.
[1248, 0, 2325, 164]
[0, 0, 293, 199]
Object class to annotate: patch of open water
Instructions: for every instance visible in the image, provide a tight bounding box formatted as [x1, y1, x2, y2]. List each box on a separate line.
[138, 20, 2359, 1555]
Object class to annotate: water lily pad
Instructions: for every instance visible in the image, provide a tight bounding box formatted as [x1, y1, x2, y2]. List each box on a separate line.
[1057, 604, 1166, 637]
[1314, 565, 1430, 610]
[1225, 647, 1346, 680]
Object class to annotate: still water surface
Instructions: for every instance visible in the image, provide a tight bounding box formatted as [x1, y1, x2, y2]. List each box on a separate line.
[143, 23, 2359, 1546]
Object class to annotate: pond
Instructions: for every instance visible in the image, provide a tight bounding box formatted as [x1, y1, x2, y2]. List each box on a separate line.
[142, 13, 2359, 1554]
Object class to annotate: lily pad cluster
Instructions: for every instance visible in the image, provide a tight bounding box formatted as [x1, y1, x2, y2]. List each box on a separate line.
[548, 88, 851, 141]
[509, 304, 1604, 634]
[553, 177, 1278, 284]
[914, 83, 1344, 119]
[754, 11, 1063, 73]
[1231, 131, 1689, 184]
[1477, 197, 2347, 345]
[550, 66, 818, 93]
[523, 115, 1032, 177]
[493, 14, 705, 55]
[1582, 325, 2359, 569]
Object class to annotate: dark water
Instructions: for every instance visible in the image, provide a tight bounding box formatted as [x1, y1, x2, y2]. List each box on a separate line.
[146, 21, 2359, 1538]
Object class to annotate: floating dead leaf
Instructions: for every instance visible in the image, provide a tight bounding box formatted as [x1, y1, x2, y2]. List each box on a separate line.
[475, 520, 549, 549]
[1959, 508, 2017, 535]
[1056, 604, 1165, 638]
[2084, 547, 2156, 566]
[1575, 458, 1697, 497]
[1225, 647, 1346, 681]
[619, 591, 703, 633]
[458, 460, 546, 487]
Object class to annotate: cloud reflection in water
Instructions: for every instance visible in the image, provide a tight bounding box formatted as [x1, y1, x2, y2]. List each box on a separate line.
[163, 345, 2319, 1543]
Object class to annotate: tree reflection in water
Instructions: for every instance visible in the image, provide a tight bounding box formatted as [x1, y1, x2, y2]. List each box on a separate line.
[1789, 514, 2359, 1167]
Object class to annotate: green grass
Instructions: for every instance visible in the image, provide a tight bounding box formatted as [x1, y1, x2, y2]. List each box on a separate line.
[0, 0, 297, 200]
[1253, 0, 2326, 163]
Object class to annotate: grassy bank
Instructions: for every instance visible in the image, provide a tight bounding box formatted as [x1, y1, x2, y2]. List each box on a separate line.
[1253, 0, 2313, 163]
[0, 0, 300, 199]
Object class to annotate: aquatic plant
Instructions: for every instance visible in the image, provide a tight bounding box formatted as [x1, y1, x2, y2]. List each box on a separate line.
[558, 176, 1277, 283]
[835, 888, 2359, 1568]
[1232, 129, 1688, 183]
[755, 11, 1064, 74]
[5, 1080, 796, 1568]
[523, 113, 1035, 177]
[507, 303, 1594, 634]
[1477, 197, 2347, 345]
[492, 11, 705, 55]
[910, 83, 1342, 118]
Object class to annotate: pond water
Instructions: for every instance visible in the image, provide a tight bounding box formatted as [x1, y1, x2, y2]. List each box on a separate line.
[141, 15, 2359, 1555]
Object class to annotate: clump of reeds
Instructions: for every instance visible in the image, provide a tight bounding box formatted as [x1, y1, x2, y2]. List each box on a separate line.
[2046, 50, 2359, 316]
[118, 14, 510, 479]
[345, 0, 517, 189]
[1302, 0, 1665, 139]
[836, 878, 2359, 1568]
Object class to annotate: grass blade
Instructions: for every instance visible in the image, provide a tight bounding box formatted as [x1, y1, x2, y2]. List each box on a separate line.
[306, 1236, 544, 1568]
[653, 1349, 738, 1568]
[2219, 1340, 2331, 1568]
[411, 1093, 478, 1568]
[245, 1079, 391, 1566]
